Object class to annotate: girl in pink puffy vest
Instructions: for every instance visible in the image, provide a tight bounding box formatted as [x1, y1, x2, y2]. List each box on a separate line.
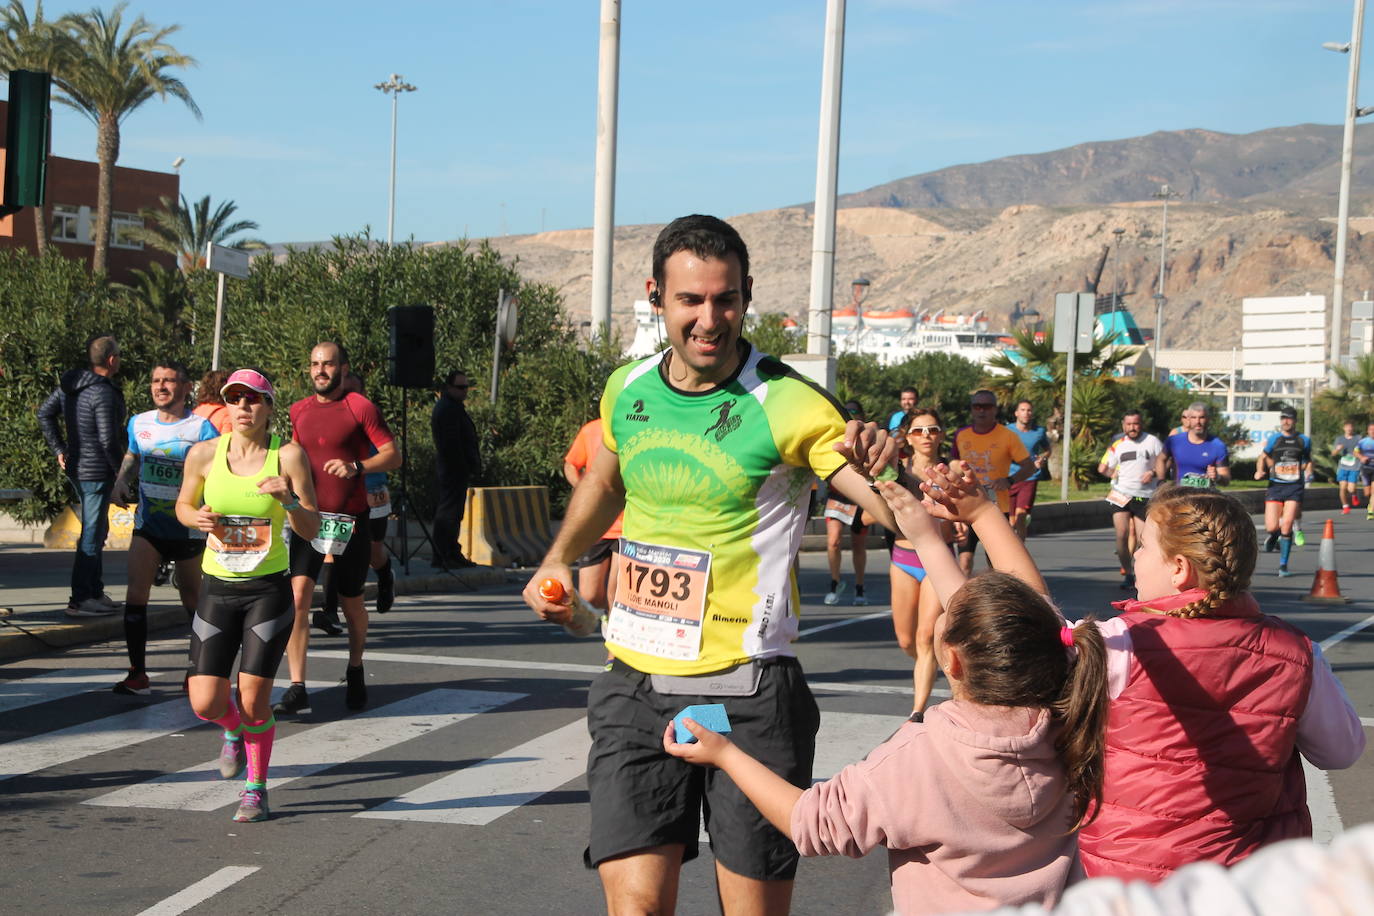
[911, 472, 1365, 884]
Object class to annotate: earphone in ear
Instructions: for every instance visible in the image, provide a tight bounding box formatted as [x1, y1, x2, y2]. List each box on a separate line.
[649, 289, 661, 307]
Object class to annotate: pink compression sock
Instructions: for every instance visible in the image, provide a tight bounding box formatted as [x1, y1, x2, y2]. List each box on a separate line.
[197, 696, 243, 739]
[241, 715, 276, 788]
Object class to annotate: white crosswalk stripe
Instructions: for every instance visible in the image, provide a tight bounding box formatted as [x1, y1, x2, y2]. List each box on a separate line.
[3, 697, 204, 782]
[0, 669, 161, 715]
[2, 679, 331, 782]
[358, 718, 590, 825]
[84, 688, 525, 811]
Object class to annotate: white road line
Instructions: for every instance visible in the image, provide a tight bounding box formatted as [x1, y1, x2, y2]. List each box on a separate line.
[2, 682, 331, 782]
[1361, 717, 1374, 728]
[1320, 612, 1374, 652]
[135, 866, 259, 916]
[84, 688, 525, 811]
[813, 711, 909, 781]
[3, 700, 203, 782]
[1304, 759, 1344, 846]
[315, 650, 946, 699]
[811, 680, 951, 700]
[358, 718, 590, 825]
[799, 611, 890, 637]
[0, 669, 144, 715]
[312, 649, 605, 675]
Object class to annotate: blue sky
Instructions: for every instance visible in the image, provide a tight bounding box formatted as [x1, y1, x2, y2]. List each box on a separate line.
[35, 0, 1368, 243]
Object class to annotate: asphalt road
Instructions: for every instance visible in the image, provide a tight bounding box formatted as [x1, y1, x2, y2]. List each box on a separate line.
[4, 506, 1373, 915]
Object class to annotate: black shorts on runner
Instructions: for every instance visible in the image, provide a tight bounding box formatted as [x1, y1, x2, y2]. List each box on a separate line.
[368, 514, 388, 542]
[132, 529, 204, 563]
[578, 537, 618, 567]
[1265, 481, 1305, 504]
[1111, 496, 1149, 521]
[584, 656, 820, 880]
[289, 513, 372, 597]
[189, 572, 293, 679]
[1361, 466, 1374, 487]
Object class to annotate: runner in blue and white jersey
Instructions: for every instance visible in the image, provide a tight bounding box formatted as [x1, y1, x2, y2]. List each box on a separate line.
[110, 361, 219, 694]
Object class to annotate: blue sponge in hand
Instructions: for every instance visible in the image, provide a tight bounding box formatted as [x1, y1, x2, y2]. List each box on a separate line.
[673, 704, 732, 744]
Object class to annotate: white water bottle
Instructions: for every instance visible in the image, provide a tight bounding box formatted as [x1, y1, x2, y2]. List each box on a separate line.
[538, 578, 602, 638]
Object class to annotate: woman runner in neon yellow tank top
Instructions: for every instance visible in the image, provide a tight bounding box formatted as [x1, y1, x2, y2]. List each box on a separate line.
[175, 368, 319, 823]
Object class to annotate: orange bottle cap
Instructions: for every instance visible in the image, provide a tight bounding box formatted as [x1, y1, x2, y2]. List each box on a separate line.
[538, 578, 566, 602]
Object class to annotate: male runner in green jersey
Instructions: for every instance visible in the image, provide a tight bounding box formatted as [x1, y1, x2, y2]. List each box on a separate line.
[524, 215, 900, 915]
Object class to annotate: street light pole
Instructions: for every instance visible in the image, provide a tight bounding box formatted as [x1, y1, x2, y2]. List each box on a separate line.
[374, 73, 417, 245]
[1110, 226, 1125, 329]
[1325, 0, 1369, 379]
[1152, 185, 1177, 381]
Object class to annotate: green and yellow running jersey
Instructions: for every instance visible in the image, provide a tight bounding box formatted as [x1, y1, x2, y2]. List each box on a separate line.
[601, 343, 848, 675]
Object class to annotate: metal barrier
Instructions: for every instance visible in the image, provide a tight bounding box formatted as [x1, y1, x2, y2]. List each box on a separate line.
[458, 486, 553, 567]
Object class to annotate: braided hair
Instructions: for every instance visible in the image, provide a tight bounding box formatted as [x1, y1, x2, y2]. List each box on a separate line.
[1146, 485, 1256, 618]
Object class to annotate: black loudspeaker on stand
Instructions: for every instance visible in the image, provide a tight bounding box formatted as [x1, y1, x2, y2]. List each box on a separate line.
[385, 306, 447, 576]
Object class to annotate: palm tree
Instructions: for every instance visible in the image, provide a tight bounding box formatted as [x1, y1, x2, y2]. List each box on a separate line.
[985, 322, 1138, 487]
[1317, 352, 1374, 422]
[57, 3, 198, 275]
[126, 193, 266, 272]
[0, 0, 72, 254]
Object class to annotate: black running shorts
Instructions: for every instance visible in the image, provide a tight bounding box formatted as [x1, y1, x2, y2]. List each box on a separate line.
[577, 537, 617, 567]
[1265, 481, 1305, 504]
[189, 572, 294, 679]
[288, 513, 372, 597]
[132, 529, 205, 563]
[583, 656, 820, 880]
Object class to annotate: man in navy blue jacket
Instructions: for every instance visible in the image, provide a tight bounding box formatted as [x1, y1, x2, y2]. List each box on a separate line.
[38, 335, 127, 616]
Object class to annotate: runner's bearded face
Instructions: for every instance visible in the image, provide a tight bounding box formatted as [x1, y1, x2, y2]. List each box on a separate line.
[310, 345, 345, 396]
[150, 368, 190, 412]
[654, 250, 750, 390]
[1122, 415, 1141, 439]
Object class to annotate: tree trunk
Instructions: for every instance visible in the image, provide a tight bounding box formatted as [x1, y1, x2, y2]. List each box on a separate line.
[32, 202, 47, 255]
[92, 111, 119, 276]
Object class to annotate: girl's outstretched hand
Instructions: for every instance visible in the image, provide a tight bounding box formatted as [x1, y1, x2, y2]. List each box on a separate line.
[663, 718, 733, 767]
[920, 463, 990, 521]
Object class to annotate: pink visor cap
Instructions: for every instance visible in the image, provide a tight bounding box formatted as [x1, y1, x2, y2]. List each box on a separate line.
[221, 368, 276, 402]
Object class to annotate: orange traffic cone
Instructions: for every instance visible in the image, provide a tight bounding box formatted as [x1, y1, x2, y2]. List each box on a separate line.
[1304, 519, 1351, 604]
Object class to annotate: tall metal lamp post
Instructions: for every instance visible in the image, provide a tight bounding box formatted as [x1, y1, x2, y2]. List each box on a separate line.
[374, 73, 417, 245]
[1324, 0, 1372, 378]
[1152, 185, 1177, 381]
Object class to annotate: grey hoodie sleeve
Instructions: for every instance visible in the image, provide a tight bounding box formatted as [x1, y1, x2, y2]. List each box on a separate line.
[36, 387, 66, 457]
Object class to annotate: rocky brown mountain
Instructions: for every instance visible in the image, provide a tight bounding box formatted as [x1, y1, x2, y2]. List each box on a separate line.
[463, 124, 1374, 352]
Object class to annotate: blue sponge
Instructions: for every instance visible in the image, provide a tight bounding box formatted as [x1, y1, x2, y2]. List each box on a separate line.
[673, 704, 732, 744]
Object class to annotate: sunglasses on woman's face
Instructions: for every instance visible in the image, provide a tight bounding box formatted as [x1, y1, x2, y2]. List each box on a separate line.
[224, 390, 266, 406]
[909, 425, 942, 436]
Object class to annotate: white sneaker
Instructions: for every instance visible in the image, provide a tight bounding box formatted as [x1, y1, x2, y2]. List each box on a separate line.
[94, 592, 120, 610]
[852, 594, 869, 606]
[66, 598, 121, 617]
[823, 581, 847, 606]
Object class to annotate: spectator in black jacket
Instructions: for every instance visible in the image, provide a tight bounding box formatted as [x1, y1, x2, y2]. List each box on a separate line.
[37, 335, 127, 616]
[430, 369, 480, 568]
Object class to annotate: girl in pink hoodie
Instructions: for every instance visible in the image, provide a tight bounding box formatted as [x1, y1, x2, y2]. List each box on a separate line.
[664, 481, 1110, 915]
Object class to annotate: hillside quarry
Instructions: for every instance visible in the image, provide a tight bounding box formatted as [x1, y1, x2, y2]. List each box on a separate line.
[458, 124, 1374, 352]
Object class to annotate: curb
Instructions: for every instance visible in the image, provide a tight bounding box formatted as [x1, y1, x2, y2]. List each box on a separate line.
[0, 565, 510, 663]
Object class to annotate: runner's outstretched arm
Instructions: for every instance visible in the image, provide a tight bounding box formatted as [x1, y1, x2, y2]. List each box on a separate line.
[523, 444, 625, 624]
[920, 464, 1048, 595]
[873, 479, 966, 609]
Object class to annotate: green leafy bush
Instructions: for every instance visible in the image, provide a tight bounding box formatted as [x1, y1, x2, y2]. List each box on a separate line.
[0, 239, 623, 522]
